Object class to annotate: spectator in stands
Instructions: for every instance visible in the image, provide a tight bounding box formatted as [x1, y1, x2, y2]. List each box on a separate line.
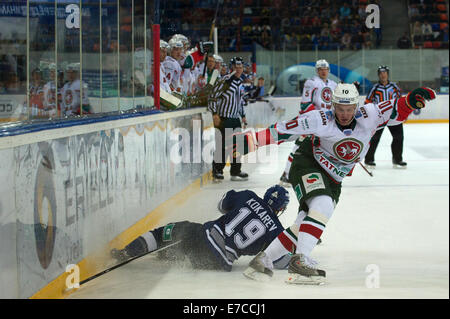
[339, 3, 351, 20]
[330, 13, 340, 29]
[320, 23, 331, 38]
[397, 32, 412, 49]
[311, 15, 322, 35]
[352, 32, 364, 50]
[362, 26, 374, 49]
[260, 26, 271, 49]
[341, 32, 352, 50]
[422, 20, 433, 41]
[412, 21, 423, 45]
[408, 4, 420, 23]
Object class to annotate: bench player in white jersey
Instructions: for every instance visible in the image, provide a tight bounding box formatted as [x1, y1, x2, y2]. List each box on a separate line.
[279, 59, 337, 186]
[239, 84, 436, 285]
[42, 63, 59, 117]
[163, 39, 183, 93]
[61, 63, 90, 116]
[159, 40, 172, 93]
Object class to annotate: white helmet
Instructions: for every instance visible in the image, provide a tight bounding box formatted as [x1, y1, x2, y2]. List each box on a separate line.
[170, 34, 189, 49]
[315, 59, 329, 71]
[213, 54, 223, 63]
[160, 40, 170, 50]
[332, 83, 359, 106]
[168, 38, 183, 51]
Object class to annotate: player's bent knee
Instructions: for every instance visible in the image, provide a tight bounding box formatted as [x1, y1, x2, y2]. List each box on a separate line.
[306, 195, 334, 223]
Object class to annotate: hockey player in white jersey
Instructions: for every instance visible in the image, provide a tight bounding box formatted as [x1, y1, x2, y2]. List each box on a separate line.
[240, 84, 436, 285]
[61, 63, 90, 116]
[163, 39, 183, 93]
[42, 63, 59, 117]
[159, 40, 172, 93]
[279, 59, 337, 186]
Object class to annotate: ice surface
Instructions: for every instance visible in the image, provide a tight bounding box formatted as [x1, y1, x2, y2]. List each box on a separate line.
[68, 123, 449, 299]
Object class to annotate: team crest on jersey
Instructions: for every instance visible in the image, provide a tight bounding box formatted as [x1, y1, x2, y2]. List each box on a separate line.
[333, 138, 363, 163]
[321, 87, 332, 103]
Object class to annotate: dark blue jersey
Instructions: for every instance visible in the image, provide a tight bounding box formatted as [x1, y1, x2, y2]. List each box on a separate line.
[202, 190, 284, 271]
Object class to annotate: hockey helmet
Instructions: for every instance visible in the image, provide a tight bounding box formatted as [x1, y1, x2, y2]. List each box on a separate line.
[160, 40, 170, 50]
[377, 65, 389, 74]
[331, 83, 359, 106]
[230, 56, 244, 66]
[213, 54, 223, 63]
[168, 38, 183, 50]
[315, 59, 329, 71]
[66, 62, 80, 72]
[171, 34, 190, 49]
[264, 185, 290, 216]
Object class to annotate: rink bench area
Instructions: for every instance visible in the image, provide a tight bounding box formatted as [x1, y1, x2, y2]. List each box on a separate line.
[0, 95, 448, 298]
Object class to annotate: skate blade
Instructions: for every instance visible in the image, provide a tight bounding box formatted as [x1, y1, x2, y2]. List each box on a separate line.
[243, 267, 272, 282]
[212, 178, 223, 183]
[285, 273, 325, 285]
[231, 177, 249, 181]
[392, 165, 407, 169]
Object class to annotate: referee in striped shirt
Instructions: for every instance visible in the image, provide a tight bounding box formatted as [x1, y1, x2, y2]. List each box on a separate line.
[364, 65, 407, 169]
[208, 56, 249, 181]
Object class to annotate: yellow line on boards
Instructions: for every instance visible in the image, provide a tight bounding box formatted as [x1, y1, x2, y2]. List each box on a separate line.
[30, 171, 213, 299]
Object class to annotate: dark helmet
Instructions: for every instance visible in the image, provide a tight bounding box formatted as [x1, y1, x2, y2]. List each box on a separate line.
[377, 65, 390, 74]
[264, 185, 290, 216]
[229, 56, 244, 67]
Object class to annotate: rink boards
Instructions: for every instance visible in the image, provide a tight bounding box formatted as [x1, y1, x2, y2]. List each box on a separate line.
[0, 95, 447, 298]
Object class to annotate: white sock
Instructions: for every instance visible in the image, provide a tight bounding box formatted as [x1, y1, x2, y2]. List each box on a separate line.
[141, 231, 158, 252]
[264, 238, 291, 268]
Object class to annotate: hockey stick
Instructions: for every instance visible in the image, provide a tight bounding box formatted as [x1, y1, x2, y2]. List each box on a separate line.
[77, 240, 182, 287]
[359, 162, 373, 177]
[202, 0, 221, 78]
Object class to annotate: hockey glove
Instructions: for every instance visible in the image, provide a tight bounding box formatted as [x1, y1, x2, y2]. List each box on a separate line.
[406, 87, 436, 110]
[198, 41, 214, 55]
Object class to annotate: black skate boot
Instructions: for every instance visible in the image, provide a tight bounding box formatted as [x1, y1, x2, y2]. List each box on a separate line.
[392, 159, 407, 169]
[285, 254, 326, 285]
[212, 169, 224, 182]
[364, 160, 376, 169]
[231, 171, 249, 181]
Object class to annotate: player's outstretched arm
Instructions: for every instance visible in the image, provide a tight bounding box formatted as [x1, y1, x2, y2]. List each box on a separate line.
[232, 111, 323, 156]
[395, 86, 437, 122]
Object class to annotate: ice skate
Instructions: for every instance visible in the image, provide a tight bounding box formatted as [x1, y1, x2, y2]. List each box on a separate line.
[231, 171, 248, 181]
[212, 170, 224, 183]
[392, 160, 407, 169]
[364, 160, 376, 170]
[243, 252, 273, 281]
[285, 254, 326, 285]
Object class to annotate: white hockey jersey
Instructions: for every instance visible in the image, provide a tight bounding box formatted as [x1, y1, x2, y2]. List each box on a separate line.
[268, 98, 408, 182]
[160, 63, 171, 92]
[61, 79, 90, 116]
[42, 81, 58, 116]
[163, 56, 182, 92]
[300, 76, 337, 113]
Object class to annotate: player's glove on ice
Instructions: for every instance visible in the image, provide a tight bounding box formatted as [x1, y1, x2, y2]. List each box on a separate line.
[406, 87, 436, 109]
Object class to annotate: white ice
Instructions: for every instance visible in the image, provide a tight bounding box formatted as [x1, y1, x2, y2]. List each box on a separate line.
[68, 123, 449, 299]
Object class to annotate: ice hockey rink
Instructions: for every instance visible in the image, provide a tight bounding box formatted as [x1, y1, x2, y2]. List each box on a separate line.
[68, 123, 449, 299]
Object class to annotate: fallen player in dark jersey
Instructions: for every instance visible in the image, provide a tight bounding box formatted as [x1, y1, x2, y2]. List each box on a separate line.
[111, 185, 292, 271]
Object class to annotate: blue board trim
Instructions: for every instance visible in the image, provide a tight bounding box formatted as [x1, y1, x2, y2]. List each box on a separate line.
[0, 108, 204, 138]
